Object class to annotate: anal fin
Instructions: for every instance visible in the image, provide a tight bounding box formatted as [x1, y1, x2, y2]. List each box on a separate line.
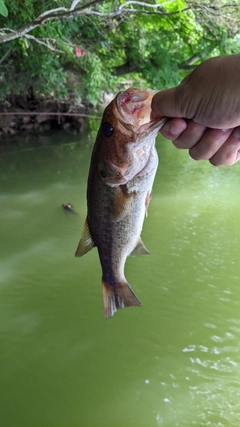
[75, 218, 95, 257]
[130, 237, 149, 256]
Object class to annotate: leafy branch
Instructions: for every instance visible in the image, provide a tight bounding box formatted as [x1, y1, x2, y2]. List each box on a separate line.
[0, 0, 184, 44]
[0, 0, 240, 107]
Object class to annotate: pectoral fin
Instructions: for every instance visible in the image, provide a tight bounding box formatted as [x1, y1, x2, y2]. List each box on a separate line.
[75, 218, 95, 257]
[130, 237, 149, 256]
[110, 186, 133, 222]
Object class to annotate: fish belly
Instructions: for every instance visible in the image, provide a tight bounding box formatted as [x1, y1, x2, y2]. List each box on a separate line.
[87, 146, 158, 317]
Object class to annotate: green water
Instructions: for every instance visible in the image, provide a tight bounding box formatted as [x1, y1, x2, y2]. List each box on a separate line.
[1, 129, 240, 427]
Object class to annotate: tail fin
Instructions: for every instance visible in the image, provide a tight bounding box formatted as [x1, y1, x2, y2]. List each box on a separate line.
[102, 281, 141, 318]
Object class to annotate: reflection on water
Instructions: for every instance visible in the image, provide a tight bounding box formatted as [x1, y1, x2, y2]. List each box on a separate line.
[1, 130, 240, 426]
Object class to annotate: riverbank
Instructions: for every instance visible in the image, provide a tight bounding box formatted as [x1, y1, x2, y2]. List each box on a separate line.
[0, 94, 101, 137]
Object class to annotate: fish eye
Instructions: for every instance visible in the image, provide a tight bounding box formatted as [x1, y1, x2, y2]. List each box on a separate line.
[102, 122, 114, 137]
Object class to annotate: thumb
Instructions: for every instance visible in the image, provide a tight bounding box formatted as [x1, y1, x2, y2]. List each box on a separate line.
[151, 87, 181, 120]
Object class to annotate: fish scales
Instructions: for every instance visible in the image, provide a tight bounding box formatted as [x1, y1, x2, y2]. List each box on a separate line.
[75, 88, 166, 317]
[88, 149, 157, 280]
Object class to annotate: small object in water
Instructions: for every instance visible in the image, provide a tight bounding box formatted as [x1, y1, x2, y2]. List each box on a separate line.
[75, 87, 167, 318]
[62, 203, 74, 212]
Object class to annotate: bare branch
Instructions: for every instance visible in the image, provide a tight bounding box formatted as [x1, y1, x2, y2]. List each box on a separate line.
[1, 0, 238, 45]
[38, 7, 68, 19]
[118, 0, 176, 10]
[0, 111, 101, 119]
[84, 7, 190, 17]
[0, 0, 103, 43]
[0, 27, 15, 35]
[39, 37, 76, 48]
[25, 34, 65, 53]
[0, 47, 12, 65]
[70, 0, 82, 11]
[22, 35, 82, 54]
[0, 0, 187, 44]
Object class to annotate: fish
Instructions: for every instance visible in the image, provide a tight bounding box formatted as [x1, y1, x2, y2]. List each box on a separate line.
[75, 88, 166, 317]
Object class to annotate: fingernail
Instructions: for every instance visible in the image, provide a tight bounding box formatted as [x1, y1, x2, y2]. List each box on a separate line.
[232, 127, 240, 139]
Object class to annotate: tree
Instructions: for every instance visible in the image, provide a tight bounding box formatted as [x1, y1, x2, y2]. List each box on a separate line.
[0, 0, 240, 107]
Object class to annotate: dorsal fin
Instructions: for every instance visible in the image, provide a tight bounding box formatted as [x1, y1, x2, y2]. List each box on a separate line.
[75, 218, 96, 257]
[130, 238, 149, 256]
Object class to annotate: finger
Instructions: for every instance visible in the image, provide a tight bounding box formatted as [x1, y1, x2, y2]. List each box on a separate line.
[160, 118, 187, 140]
[189, 128, 233, 161]
[151, 88, 181, 119]
[172, 120, 206, 149]
[209, 127, 240, 166]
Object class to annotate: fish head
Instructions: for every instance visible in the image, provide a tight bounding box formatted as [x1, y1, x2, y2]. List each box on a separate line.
[96, 88, 167, 186]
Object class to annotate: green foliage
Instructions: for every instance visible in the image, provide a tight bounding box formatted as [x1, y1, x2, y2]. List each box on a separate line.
[79, 53, 116, 106]
[0, 0, 7, 17]
[0, 0, 240, 107]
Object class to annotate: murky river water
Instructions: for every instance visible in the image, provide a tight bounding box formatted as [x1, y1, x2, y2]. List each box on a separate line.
[1, 127, 240, 426]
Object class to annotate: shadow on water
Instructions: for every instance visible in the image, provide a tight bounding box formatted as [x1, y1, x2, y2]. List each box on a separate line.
[1, 129, 240, 426]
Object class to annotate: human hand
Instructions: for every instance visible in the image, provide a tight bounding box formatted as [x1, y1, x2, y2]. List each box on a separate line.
[151, 55, 240, 166]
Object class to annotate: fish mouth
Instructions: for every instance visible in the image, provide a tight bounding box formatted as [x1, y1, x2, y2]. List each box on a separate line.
[116, 88, 166, 134]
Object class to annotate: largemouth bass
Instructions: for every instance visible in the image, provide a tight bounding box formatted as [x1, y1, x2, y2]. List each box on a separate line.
[75, 88, 166, 317]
